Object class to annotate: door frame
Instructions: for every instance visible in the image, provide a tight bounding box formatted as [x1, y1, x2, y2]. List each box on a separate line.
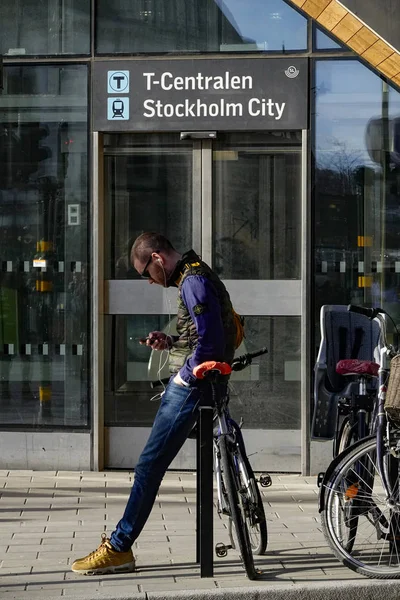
[91, 129, 311, 474]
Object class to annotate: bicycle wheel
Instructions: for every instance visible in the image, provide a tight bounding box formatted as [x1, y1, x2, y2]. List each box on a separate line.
[219, 435, 257, 579]
[332, 417, 360, 553]
[321, 437, 400, 578]
[236, 449, 267, 555]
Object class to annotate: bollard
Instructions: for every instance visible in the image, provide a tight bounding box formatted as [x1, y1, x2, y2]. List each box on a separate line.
[196, 405, 214, 577]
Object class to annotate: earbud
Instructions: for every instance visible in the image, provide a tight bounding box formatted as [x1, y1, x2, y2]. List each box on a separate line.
[157, 259, 162, 264]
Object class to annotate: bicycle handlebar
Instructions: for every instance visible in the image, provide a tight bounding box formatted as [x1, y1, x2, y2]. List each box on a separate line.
[231, 346, 268, 372]
[348, 304, 386, 320]
[150, 346, 268, 386]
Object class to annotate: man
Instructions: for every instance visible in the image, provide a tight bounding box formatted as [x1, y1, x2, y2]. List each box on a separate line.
[71, 232, 237, 575]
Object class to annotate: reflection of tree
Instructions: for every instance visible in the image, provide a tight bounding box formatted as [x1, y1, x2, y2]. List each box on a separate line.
[317, 139, 364, 197]
[315, 141, 365, 251]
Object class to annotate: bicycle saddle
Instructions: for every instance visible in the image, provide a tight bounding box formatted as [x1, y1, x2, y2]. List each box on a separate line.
[336, 359, 379, 377]
[193, 361, 232, 379]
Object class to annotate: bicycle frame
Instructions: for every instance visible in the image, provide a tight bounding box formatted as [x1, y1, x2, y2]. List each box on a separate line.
[374, 315, 394, 501]
[212, 384, 258, 520]
[213, 387, 241, 510]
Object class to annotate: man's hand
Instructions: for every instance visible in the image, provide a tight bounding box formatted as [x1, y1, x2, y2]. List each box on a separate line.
[139, 331, 172, 351]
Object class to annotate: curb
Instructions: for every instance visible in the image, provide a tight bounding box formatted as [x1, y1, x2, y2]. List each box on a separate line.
[32, 579, 400, 600]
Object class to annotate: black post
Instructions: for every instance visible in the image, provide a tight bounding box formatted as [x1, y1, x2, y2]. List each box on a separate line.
[195, 405, 214, 577]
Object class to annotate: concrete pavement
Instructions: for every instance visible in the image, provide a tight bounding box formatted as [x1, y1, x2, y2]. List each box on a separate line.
[0, 469, 399, 599]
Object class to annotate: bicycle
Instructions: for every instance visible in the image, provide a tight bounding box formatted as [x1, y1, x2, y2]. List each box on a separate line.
[320, 352, 380, 555]
[319, 304, 400, 578]
[151, 347, 270, 579]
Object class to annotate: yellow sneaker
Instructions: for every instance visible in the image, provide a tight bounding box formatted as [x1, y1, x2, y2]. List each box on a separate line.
[71, 534, 135, 575]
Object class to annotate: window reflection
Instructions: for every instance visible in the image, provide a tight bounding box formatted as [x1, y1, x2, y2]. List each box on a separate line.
[96, 0, 307, 54]
[104, 315, 300, 430]
[0, 0, 90, 56]
[315, 27, 344, 50]
[0, 65, 89, 427]
[314, 60, 400, 346]
[104, 134, 193, 280]
[213, 132, 302, 280]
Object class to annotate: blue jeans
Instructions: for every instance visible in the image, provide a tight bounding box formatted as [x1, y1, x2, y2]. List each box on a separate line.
[110, 380, 205, 552]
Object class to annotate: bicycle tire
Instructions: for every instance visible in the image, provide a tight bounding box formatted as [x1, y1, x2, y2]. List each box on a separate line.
[336, 417, 356, 455]
[219, 435, 258, 579]
[333, 417, 360, 553]
[321, 437, 400, 578]
[236, 450, 268, 555]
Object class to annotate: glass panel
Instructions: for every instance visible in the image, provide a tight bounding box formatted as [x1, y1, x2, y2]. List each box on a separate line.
[314, 60, 400, 351]
[212, 132, 302, 279]
[315, 27, 344, 50]
[105, 314, 171, 427]
[96, 0, 307, 54]
[0, 65, 89, 427]
[104, 134, 193, 280]
[105, 315, 300, 430]
[230, 316, 301, 429]
[0, 0, 90, 56]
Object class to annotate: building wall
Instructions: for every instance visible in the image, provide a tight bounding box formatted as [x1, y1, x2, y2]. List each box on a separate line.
[0, 0, 399, 471]
[340, 0, 400, 51]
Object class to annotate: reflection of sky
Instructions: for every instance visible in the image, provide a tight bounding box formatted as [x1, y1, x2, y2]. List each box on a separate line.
[315, 60, 400, 168]
[218, 0, 307, 50]
[315, 27, 342, 50]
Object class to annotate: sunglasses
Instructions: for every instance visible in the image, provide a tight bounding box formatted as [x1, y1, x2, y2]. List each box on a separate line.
[140, 254, 153, 279]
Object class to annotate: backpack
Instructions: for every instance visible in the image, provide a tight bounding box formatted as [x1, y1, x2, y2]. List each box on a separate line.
[232, 308, 245, 349]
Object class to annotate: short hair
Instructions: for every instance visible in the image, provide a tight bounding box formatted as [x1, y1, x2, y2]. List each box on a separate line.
[131, 232, 176, 264]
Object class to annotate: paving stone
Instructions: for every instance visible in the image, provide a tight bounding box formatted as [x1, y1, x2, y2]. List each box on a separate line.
[0, 470, 368, 599]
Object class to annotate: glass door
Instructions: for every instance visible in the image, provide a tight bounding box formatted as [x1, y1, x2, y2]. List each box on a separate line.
[103, 131, 304, 472]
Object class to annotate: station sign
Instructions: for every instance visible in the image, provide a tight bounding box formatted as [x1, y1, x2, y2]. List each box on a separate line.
[93, 58, 308, 131]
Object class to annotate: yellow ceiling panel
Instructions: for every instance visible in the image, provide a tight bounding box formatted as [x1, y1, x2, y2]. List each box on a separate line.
[317, 1, 347, 31]
[286, 0, 400, 88]
[378, 54, 400, 79]
[303, 0, 331, 18]
[362, 40, 395, 66]
[346, 26, 379, 54]
[331, 12, 362, 42]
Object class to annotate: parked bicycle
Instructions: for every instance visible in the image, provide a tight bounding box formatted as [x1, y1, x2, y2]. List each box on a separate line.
[312, 304, 382, 460]
[151, 347, 270, 579]
[319, 305, 400, 578]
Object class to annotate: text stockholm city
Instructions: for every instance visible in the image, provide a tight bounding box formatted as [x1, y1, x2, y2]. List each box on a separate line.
[142, 71, 286, 120]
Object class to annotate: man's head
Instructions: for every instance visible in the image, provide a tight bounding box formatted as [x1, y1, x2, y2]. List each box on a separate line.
[131, 232, 181, 286]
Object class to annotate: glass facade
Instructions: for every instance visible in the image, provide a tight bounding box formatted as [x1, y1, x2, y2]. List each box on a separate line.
[0, 0, 90, 56]
[104, 134, 193, 280]
[314, 60, 400, 348]
[96, 0, 307, 54]
[212, 132, 302, 280]
[0, 65, 89, 427]
[1, 0, 400, 468]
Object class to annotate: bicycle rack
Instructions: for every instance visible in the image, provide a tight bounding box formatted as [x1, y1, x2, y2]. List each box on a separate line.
[196, 405, 214, 577]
